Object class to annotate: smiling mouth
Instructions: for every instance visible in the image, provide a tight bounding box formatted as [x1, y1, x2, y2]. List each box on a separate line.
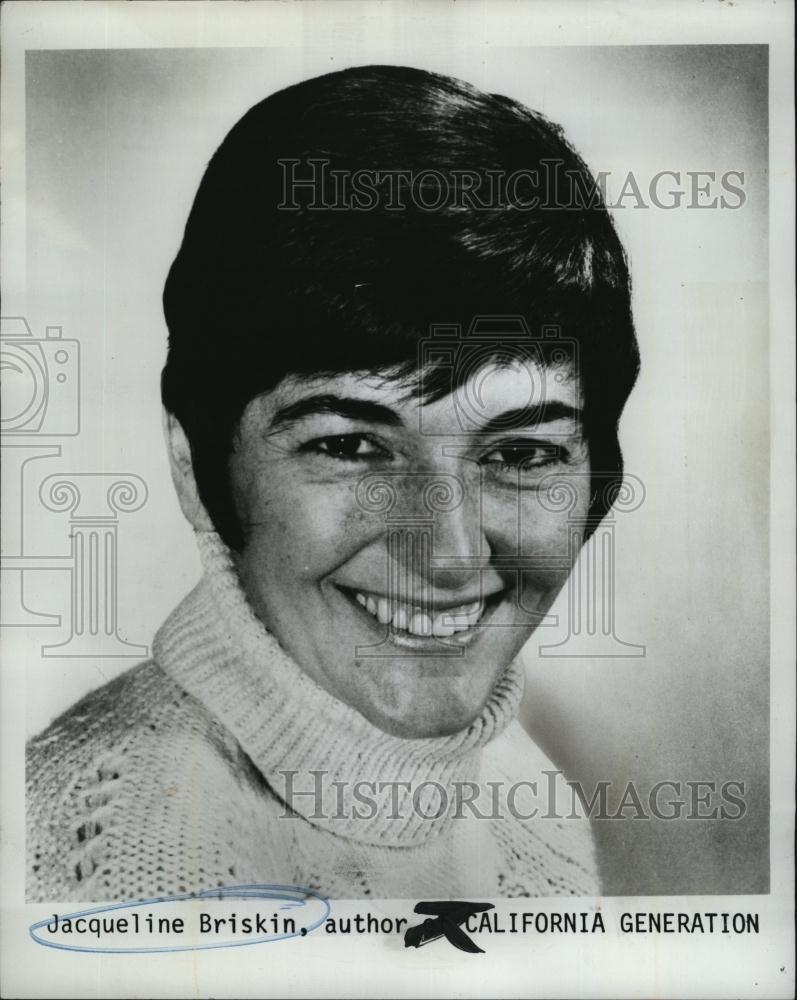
[338, 585, 506, 643]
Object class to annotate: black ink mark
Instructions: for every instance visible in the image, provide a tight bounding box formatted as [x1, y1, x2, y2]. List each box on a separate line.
[404, 901, 494, 955]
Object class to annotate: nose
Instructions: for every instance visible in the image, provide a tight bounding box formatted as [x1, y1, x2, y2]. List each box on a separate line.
[427, 477, 486, 592]
[385, 469, 504, 600]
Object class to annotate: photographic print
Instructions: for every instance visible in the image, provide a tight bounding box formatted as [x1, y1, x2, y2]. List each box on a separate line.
[1, 2, 794, 998]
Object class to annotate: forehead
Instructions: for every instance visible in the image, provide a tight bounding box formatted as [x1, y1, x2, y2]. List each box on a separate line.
[254, 358, 581, 432]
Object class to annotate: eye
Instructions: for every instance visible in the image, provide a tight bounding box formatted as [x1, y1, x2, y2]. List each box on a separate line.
[303, 434, 390, 462]
[481, 440, 562, 471]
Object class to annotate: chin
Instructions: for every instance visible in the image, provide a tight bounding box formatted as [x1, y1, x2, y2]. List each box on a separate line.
[366, 712, 482, 740]
[352, 670, 502, 740]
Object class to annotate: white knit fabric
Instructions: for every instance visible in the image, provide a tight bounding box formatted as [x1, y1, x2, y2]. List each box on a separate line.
[27, 531, 600, 902]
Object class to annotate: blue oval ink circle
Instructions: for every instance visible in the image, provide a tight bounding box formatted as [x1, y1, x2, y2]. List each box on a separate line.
[29, 883, 330, 954]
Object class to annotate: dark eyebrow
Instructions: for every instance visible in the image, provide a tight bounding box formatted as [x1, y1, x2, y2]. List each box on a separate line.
[270, 394, 404, 429]
[477, 401, 582, 435]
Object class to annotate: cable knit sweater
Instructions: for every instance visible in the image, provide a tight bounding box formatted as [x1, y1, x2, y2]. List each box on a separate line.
[27, 531, 600, 902]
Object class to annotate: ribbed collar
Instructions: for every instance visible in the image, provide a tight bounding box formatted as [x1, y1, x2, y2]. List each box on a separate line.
[153, 530, 524, 847]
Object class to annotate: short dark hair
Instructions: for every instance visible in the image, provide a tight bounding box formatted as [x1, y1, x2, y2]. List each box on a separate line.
[162, 64, 639, 549]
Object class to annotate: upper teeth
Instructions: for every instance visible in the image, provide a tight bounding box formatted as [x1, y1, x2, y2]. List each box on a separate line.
[354, 591, 483, 638]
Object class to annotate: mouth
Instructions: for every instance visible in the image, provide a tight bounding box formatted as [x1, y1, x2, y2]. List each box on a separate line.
[337, 584, 508, 648]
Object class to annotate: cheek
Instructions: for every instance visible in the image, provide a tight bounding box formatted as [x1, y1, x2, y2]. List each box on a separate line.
[233, 471, 376, 583]
[514, 490, 591, 588]
[485, 487, 588, 555]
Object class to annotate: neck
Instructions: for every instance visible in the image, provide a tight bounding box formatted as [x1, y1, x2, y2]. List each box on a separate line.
[154, 529, 525, 847]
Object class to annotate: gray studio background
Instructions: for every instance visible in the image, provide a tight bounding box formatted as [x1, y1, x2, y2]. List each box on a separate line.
[18, 45, 768, 895]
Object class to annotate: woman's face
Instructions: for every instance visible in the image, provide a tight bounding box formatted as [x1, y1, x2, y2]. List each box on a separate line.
[229, 359, 590, 738]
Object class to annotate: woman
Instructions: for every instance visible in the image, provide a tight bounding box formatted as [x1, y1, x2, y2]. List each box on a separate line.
[27, 65, 639, 901]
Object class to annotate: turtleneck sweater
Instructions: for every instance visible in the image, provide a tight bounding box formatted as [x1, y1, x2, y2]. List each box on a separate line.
[27, 531, 600, 902]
